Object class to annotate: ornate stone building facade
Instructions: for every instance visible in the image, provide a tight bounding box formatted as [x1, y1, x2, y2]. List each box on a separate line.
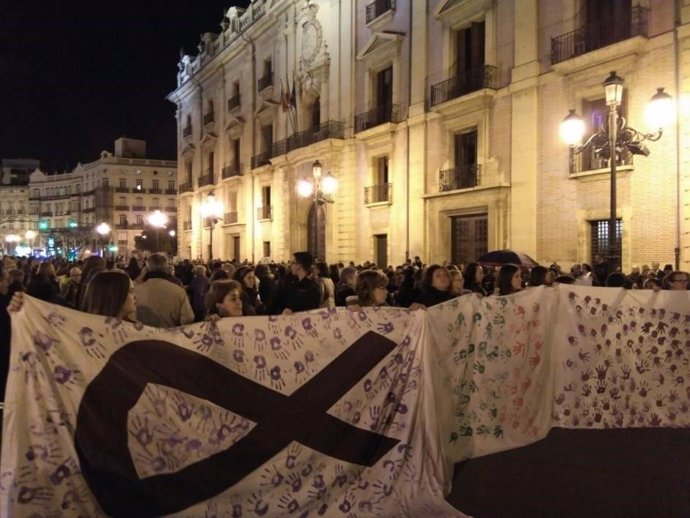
[169, 0, 690, 271]
[27, 138, 177, 257]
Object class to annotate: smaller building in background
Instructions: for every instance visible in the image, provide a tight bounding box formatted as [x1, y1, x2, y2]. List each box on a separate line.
[25, 138, 177, 259]
[0, 159, 39, 255]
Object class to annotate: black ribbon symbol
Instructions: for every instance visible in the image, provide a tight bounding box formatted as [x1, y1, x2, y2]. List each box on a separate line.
[75, 331, 400, 517]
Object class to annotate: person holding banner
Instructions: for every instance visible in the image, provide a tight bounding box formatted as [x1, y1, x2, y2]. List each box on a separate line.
[204, 279, 253, 319]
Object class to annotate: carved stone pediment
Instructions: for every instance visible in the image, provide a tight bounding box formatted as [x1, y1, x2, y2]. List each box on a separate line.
[356, 32, 404, 63]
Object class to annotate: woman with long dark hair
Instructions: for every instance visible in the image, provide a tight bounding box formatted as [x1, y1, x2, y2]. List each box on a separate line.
[496, 264, 523, 296]
[414, 264, 454, 307]
[83, 271, 137, 320]
[463, 262, 487, 296]
[204, 280, 253, 319]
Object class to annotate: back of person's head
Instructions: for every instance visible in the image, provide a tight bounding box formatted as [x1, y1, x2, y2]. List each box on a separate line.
[8, 268, 24, 285]
[554, 275, 575, 285]
[605, 272, 627, 288]
[315, 262, 329, 278]
[83, 271, 132, 317]
[193, 265, 207, 277]
[37, 261, 56, 278]
[147, 253, 169, 273]
[254, 263, 268, 278]
[528, 266, 548, 287]
[355, 270, 388, 306]
[27, 274, 59, 302]
[463, 262, 481, 289]
[205, 280, 243, 315]
[497, 264, 520, 296]
[340, 266, 357, 287]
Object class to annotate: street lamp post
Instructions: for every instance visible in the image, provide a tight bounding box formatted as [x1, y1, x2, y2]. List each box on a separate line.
[560, 71, 673, 272]
[199, 191, 224, 261]
[147, 210, 169, 252]
[95, 222, 111, 257]
[297, 160, 338, 261]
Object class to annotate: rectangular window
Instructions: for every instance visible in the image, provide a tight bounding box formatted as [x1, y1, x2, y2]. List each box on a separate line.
[135, 179, 143, 192]
[262, 185, 271, 208]
[590, 219, 623, 263]
[136, 215, 143, 225]
[450, 213, 488, 266]
[119, 215, 127, 225]
[376, 66, 393, 109]
[263, 241, 271, 259]
[578, 95, 630, 172]
[375, 156, 389, 186]
[455, 21, 485, 76]
[102, 178, 109, 187]
[262, 125, 273, 154]
[232, 139, 241, 165]
[168, 180, 176, 191]
[152, 179, 159, 190]
[119, 178, 127, 189]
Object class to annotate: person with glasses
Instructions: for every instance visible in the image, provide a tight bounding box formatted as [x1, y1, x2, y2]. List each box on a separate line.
[663, 271, 690, 290]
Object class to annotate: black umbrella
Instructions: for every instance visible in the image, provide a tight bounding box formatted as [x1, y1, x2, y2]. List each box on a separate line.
[476, 249, 539, 269]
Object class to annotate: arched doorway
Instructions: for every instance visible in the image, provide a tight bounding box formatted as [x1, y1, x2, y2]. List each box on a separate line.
[307, 202, 326, 261]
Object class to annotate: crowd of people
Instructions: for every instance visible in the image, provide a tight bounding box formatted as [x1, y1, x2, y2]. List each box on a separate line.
[0, 250, 688, 404]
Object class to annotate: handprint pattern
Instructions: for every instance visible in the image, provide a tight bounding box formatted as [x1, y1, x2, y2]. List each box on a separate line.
[4, 289, 688, 517]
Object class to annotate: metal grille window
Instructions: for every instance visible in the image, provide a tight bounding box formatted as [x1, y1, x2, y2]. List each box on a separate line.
[451, 214, 488, 266]
[590, 219, 622, 261]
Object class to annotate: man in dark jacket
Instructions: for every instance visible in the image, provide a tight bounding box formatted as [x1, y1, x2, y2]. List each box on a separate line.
[281, 252, 321, 314]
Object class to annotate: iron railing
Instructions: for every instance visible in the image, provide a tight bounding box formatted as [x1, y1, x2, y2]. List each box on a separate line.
[224, 211, 238, 224]
[165, 206, 177, 212]
[258, 72, 273, 92]
[222, 163, 242, 179]
[198, 172, 214, 187]
[115, 205, 129, 211]
[148, 188, 162, 194]
[203, 111, 215, 125]
[115, 187, 130, 193]
[179, 181, 193, 194]
[257, 206, 272, 220]
[131, 205, 146, 211]
[251, 151, 271, 169]
[439, 165, 481, 191]
[366, 0, 395, 24]
[165, 188, 177, 195]
[430, 64, 498, 107]
[354, 104, 403, 133]
[570, 148, 634, 174]
[551, 6, 648, 64]
[364, 183, 392, 204]
[285, 121, 345, 153]
[227, 94, 241, 111]
[115, 223, 129, 230]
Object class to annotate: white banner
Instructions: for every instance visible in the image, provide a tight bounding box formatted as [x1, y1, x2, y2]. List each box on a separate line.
[2, 285, 689, 516]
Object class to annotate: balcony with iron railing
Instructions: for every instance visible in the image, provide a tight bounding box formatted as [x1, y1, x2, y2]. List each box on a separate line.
[439, 164, 482, 192]
[115, 205, 129, 211]
[222, 163, 242, 179]
[366, 0, 395, 24]
[430, 65, 498, 107]
[551, 6, 648, 64]
[257, 206, 272, 221]
[569, 147, 634, 175]
[183, 221, 192, 231]
[224, 211, 238, 224]
[203, 111, 215, 126]
[165, 206, 177, 212]
[129, 223, 144, 230]
[131, 205, 146, 211]
[115, 223, 129, 230]
[227, 94, 241, 111]
[198, 170, 215, 187]
[82, 207, 95, 213]
[355, 104, 403, 133]
[251, 151, 271, 169]
[272, 121, 346, 155]
[148, 188, 162, 194]
[364, 183, 392, 205]
[179, 181, 193, 194]
[257, 72, 273, 92]
[115, 187, 130, 193]
[182, 125, 192, 138]
[165, 188, 177, 195]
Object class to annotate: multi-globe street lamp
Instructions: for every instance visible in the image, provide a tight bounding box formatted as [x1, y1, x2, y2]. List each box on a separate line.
[296, 160, 337, 260]
[147, 209, 169, 252]
[560, 71, 673, 272]
[199, 191, 224, 261]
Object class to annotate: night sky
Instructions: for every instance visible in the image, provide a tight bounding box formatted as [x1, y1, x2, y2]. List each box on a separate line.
[0, 0, 250, 171]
